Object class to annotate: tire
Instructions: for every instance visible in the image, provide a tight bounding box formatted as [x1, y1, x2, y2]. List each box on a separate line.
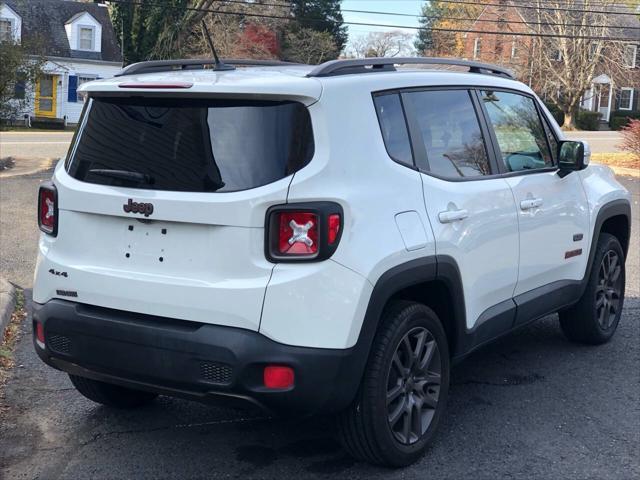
[337, 301, 450, 467]
[69, 375, 158, 409]
[559, 233, 625, 345]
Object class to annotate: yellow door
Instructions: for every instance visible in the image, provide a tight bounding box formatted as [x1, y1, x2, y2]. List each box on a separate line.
[35, 75, 57, 118]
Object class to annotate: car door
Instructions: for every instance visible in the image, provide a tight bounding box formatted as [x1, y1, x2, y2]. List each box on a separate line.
[478, 89, 590, 324]
[401, 88, 520, 335]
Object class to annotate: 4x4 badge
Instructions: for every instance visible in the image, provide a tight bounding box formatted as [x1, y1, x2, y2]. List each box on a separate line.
[123, 199, 154, 217]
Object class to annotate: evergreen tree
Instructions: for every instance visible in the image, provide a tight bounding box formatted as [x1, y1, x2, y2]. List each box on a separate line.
[289, 0, 347, 57]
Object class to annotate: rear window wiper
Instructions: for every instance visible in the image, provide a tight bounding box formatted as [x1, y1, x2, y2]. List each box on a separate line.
[89, 169, 155, 185]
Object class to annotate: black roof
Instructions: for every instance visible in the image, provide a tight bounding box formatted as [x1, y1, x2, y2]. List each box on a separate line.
[5, 0, 122, 63]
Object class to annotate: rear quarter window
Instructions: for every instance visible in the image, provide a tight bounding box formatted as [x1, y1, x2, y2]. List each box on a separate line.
[67, 97, 314, 192]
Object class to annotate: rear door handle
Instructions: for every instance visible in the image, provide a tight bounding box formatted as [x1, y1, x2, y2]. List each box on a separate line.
[438, 209, 469, 224]
[520, 198, 543, 210]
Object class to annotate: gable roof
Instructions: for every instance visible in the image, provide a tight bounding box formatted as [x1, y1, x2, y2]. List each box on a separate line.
[3, 0, 122, 63]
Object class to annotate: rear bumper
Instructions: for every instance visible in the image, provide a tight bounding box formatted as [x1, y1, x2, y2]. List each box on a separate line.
[32, 300, 362, 415]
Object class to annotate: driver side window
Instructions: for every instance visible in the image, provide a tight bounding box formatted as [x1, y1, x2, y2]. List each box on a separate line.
[481, 90, 553, 172]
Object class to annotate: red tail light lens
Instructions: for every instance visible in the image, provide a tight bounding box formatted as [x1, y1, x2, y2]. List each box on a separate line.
[328, 214, 341, 245]
[35, 322, 45, 347]
[38, 183, 58, 236]
[278, 212, 319, 255]
[263, 365, 294, 389]
[266, 203, 343, 262]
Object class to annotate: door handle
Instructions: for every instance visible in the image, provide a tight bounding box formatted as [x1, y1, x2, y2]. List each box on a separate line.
[438, 209, 469, 224]
[520, 198, 543, 210]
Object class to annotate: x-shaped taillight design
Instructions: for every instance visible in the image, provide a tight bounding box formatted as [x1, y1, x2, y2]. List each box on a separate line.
[288, 219, 315, 247]
[45, 198, 55, 220]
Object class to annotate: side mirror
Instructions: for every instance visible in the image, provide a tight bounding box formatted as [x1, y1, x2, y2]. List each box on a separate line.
[558, 140, 589, 177]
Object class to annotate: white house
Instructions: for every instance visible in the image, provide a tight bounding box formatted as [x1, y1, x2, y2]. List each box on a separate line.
[1, 0, 123, 124]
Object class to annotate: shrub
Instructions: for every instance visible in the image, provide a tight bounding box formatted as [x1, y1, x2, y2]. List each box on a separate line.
[576, 110, 602, 131]
[609, 110, 640, 131]
[620, 119, 640, 160]
[544, 102, 564, 125]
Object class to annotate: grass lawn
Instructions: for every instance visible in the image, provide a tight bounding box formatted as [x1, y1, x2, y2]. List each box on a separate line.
[591, 152, 640, 170]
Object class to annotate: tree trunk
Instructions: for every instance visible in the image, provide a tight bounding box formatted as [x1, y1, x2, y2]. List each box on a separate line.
[562, 111, 576, 130]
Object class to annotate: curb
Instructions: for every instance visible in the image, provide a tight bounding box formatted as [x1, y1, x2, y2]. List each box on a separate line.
[0, 277, 17, 340]
[0, 157, 56, 179]
[592, 162, 639, 178]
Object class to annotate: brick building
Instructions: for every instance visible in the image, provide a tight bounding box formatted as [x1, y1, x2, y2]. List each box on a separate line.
[459, 1, 639, 124]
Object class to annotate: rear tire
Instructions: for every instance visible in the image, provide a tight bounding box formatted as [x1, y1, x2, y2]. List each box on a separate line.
[559, 233, 625, 345]
[337, 301, 450, 467]
[69, 375, 158, 409]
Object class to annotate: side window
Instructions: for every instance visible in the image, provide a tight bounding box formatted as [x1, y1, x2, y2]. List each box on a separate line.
[405, 89, 491, 178]
[480, 90, 553, 172]
[373, 93, 414, 167]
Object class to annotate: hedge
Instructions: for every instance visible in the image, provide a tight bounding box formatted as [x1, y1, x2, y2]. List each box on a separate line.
[609, 110, 640, 131]
[576, 110, 602, 131]
[544, 102, 565, 125]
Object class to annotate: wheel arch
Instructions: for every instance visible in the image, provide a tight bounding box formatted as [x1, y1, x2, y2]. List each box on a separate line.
[349, 256, 467, 391]
[584, 199, 631, 292]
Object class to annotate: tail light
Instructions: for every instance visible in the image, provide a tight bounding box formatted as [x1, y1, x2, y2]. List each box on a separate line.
[266, 202, 343, 262]
[38, 182, 58, 236]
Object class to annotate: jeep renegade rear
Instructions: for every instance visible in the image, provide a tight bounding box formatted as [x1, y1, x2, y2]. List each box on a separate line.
[33, 58, 631, 467]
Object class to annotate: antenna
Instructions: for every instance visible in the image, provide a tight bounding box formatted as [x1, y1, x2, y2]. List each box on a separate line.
[201, 20, 234, 71]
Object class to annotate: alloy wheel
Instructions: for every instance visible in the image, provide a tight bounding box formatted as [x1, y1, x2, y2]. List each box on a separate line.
[386, 327, 441, 445]
[595, 250, 623, 330]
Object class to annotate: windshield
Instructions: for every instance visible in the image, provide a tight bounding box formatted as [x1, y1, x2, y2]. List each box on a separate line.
[66, 97, 314, 192]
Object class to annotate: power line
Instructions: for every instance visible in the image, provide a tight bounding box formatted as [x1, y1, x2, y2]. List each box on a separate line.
[107, 0, 640, 41]
[202, 0, 640, 30]
[421, 0, 640, 16]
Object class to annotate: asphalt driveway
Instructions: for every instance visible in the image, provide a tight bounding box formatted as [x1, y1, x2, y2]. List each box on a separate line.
[0, 170, 638, 479]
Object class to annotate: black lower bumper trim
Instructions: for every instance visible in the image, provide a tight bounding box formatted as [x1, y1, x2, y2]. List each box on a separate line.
[32, 300, 362, 415]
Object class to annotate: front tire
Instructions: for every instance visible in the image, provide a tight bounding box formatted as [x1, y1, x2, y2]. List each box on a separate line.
[559, 233, 625, 345]
[337, 301, 450, 467]
[69, 375, 158, 409]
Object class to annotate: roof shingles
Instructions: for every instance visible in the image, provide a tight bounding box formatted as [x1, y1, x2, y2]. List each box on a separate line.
[4, 0, 122, 63]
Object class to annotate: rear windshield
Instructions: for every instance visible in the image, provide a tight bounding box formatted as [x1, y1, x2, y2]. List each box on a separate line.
[66, 97, 314, 192]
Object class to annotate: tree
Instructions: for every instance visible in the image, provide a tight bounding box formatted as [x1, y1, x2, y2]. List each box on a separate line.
[351, 31, 414, 58]
[282, 28, 337, 64]
[288, 0, 347, 58]
[415, 1, 482, 56]
[528, 0, 637, 130]
[0, 39, 44, 125]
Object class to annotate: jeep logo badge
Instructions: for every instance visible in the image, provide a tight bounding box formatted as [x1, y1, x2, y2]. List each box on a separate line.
[123, 199, 154, 217]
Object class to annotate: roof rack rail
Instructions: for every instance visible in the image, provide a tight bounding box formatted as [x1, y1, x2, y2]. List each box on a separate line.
[114, 59, 302, 77]
[306, 57, 515, 79]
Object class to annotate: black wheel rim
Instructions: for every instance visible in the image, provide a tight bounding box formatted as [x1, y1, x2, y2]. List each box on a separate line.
[386, 327, 441, 445]
[596, 250, 623, 330]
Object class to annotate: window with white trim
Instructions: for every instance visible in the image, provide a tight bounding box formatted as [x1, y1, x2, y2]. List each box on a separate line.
[77, 76, 95, 102]
[511, 38, 518, 59]
[551, 47, 562, 62]
[0, 18, 12, 42]
[78, 26, 94, 50]
[619, 88, 634, 111]
[623, 44, 637, 68]
[473, 37, 482, 59]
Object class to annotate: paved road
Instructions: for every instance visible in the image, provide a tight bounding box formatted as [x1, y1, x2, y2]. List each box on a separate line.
[563, 131, 623, 153]
[0, 170, 638, 479]
[0, 129, 624, 160]
[0, 131, 74, 159]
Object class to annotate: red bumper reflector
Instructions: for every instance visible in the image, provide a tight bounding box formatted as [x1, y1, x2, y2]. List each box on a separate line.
[263, 365, 294, 389]
[35, 322, 45, 345]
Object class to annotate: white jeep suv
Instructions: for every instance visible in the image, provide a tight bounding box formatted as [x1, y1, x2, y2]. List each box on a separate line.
[33, 57, 631, 467]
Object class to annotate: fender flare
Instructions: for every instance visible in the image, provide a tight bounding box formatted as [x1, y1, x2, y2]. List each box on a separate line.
[344, 255, 467, 403]
[581, 199, 631, 295]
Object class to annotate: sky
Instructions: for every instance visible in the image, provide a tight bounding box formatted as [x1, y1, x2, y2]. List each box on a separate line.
[341, 0, 423, 41]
